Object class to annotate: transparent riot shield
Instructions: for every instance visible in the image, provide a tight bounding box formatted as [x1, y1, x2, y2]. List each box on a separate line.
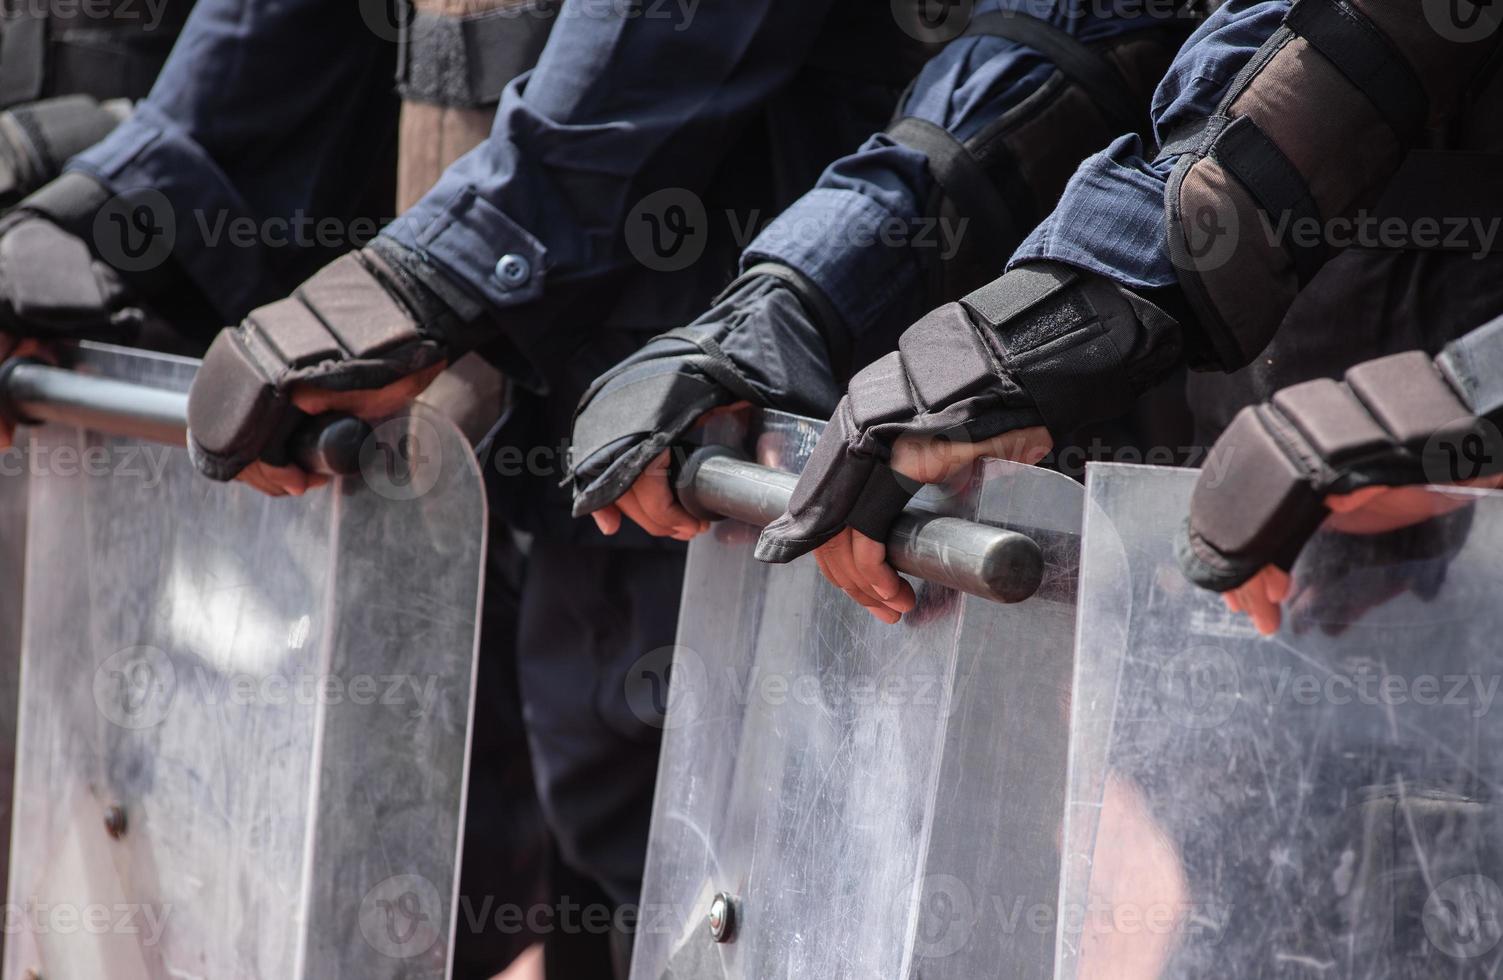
[1059, 463, 1503, 979]
[631, 410, 1084, 980]
[0, 462, 25, 949]
[3, 344, 486, 980]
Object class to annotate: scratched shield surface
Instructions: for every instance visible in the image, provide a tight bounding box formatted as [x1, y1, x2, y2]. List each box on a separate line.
[3, 344, 485, 980]
[0, 461, 24, 957]
[631, 410, 1083, 980]
[1058, 463, 1503, 979]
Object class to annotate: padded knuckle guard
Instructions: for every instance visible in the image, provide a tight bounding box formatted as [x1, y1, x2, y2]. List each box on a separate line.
[1166, 0, 1500, 370]
[187, 249, 443, 481]
[1181, 327, 1503, 592]
[0, 95, 125, 207]
[270, 251, 438, 392]
[1189, 405, 1326, 570]
[0, 216, 122, 339]
[187, 331, 287, 482]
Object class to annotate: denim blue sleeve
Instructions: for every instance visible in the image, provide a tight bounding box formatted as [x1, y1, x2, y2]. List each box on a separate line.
[66, 0, 396, 319]
[1009, 0, 1292, 288]
[379, 0, 841, 329]
[736, 0, 1192, 340]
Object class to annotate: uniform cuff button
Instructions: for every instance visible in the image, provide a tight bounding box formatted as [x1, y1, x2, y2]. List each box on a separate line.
[495, 253, 532, 287]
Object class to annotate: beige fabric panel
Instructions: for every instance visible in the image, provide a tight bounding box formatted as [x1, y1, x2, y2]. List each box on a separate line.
[399, 0, 532, 422]
[397, 102, 496, 212]
[397, 0, 542, 209]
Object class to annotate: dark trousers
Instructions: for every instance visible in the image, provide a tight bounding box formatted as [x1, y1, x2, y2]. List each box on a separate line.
[517, 540, 687, 975]
[455, 531, 684, 978]
[452, 530, 554, 979]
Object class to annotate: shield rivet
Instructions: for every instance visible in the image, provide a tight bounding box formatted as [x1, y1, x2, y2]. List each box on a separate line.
[104, 804, 127, 840]
[707, 892, 736, 943]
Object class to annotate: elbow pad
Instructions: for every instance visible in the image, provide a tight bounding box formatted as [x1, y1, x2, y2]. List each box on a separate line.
[1166, 0, 1502, 371]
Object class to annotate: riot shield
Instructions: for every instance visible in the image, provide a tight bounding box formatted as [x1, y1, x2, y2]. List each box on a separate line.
[1059, 463, 1503, 979]
[631, 410, 1084, 980]
[0, 463, 25, 952]
[2, 343, 487, 980]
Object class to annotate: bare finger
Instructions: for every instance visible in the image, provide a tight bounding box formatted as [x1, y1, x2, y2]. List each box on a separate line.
[240, 460, 314, 497]
[615, 487, 681, 538]
[849, 531, 915, 613]
[1263, 566, 1292, 605]
[592, 504, 623, 536]
[1239, 582, 1282, 636]
[636, 450, 709, 537]
[817, 535, 901, 624]
[236, 466, 289, 498]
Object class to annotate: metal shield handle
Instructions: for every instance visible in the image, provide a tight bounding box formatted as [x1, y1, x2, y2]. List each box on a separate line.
[281, 412, 370, 477]
[675, 445, 1045, 604]
[0, 359, 369, 477]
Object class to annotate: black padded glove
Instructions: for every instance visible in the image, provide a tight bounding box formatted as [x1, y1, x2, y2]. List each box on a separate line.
[0, 95, 130, 210]
[186, 239, 481, 481]
[0, 172, 156, 341]
[755, 261, 1183, 563]
[567, 265, 844, 516]
[1178, 313, 1503, 592]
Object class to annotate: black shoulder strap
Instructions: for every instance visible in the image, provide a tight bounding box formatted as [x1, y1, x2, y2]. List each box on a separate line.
[1284, 0, 1428, 142]
[1213, 114, 1330, 282]
[887, 116, 1021, 250]
[964, 11, 1144, 138]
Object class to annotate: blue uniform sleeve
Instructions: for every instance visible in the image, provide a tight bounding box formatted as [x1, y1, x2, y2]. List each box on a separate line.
[379, 0, 841, 345]
[736, 0, 1189, 342]
[66, 0, 396, 319]
[1009, 0, 1292, 289]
